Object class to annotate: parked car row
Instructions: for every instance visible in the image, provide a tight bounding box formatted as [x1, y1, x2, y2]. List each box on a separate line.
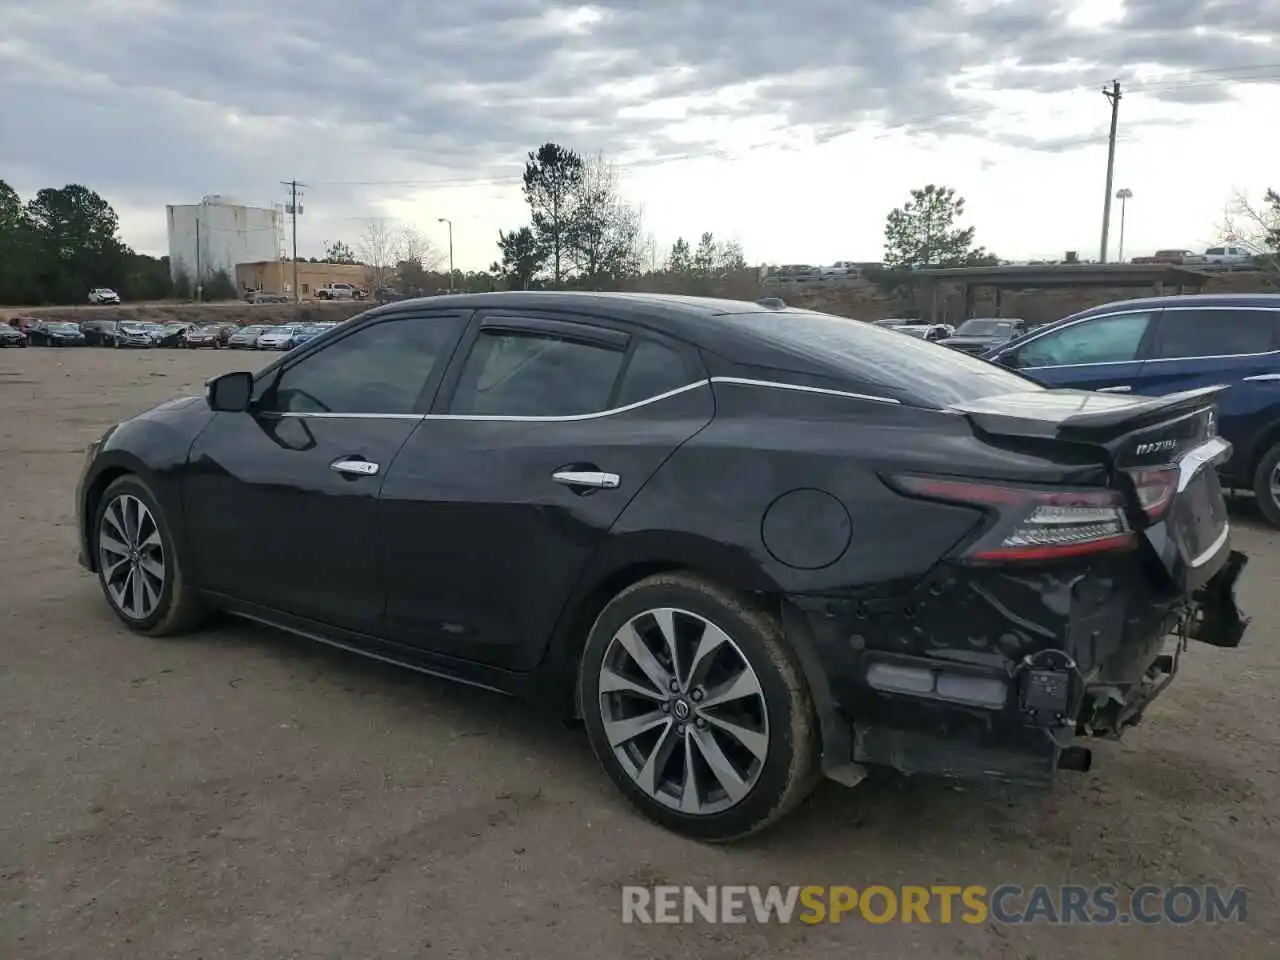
[3, 317, 343, 351]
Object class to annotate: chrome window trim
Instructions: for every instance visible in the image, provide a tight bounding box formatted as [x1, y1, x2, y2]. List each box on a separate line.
[710, 376, 901, 405]
[256, 376, 900, 421]
[1015, 305, 1280, 371]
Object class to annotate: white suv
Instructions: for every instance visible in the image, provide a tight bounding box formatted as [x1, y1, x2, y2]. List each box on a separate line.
[1203, 246, 1253, 267]
[88, 288, 121, 305]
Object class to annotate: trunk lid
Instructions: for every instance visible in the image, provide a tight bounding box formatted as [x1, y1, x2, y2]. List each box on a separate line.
[949, 385, 1232, 592]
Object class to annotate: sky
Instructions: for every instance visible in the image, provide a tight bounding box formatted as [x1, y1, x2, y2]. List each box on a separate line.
[1, 0, 1278, 271]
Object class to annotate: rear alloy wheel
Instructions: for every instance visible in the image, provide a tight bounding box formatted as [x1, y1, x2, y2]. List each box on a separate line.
[1252, 442, 1280, 528]
[581, 572, 819, 841]
[94, 475, 208, 636]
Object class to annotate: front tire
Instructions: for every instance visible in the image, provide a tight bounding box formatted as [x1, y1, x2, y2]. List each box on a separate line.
[1252, 442, 1280, 528]
[92, 475, 208, 636]
[580, 572, 820, 842]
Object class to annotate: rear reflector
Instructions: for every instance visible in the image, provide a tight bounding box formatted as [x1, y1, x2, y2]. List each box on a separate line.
[891, 475, 1137, 561]
[1125, 466, 1178, 521]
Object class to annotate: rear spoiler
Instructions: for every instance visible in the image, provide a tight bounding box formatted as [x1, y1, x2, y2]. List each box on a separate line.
[1056, 385, 1228, 438]
[949, 385, 1229, 443]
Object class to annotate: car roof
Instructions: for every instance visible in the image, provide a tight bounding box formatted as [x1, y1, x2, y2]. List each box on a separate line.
[1068, 292, 1280, 320]
[368, 290, 841, 344]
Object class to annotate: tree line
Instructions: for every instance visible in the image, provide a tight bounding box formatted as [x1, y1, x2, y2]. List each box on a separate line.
[0, 180, 172, 306]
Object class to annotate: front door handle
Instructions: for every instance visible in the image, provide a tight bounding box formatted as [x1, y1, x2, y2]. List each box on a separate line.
[330, 457, 379, 477]
[1096, 385, 1132, 393]
[552, 470, 620, 490]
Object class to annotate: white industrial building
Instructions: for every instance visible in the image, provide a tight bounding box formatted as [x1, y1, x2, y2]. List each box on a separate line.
[166, 195, 283, 285]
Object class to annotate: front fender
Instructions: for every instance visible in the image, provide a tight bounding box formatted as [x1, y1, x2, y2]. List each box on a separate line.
[78, 398, 214, 571]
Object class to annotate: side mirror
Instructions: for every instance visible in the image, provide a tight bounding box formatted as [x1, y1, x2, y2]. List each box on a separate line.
[994, 351, 1019, 369]
[206, 371, 254, 412]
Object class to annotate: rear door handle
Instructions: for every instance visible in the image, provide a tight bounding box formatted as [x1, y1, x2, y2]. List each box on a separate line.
[330, 457, 379, 477]
[552, 470, 620, 489]
[1096, 385, 1132, 393]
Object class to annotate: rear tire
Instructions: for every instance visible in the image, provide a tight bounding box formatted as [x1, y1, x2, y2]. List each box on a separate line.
[580, 572, 820, 842]
[92, 474, 209, 637]
[1251, 442, 1280, 528]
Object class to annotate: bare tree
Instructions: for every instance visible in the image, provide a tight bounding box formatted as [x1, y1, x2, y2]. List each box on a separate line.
[397, 225, 444, 272]
[567, 151, 644, 283]
[357, 218, 399, 290]
[1218, 188, 1280, 270]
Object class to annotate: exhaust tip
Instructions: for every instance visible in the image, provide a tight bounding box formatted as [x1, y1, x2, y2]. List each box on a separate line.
[1058, 746, 1093, 773]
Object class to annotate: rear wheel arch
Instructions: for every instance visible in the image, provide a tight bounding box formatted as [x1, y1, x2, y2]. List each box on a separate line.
[538, 535, 845, 769]
[539, 532, 785, 716]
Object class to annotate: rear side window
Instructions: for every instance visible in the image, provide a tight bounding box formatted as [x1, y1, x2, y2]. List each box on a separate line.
[1151, 308, 1277, 359]
[614, 339, 693, 406]
[722, 310, 1038, 408]
[448, 330, 627, 417]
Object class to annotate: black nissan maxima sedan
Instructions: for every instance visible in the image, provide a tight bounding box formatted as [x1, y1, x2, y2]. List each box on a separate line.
[75, 292, 1249, 841]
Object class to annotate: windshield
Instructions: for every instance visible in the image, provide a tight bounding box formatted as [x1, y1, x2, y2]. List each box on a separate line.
[239, 326, 266, 334]
[48, 323, 80, 332]
[897, 327, 929, 338]
[724, 310, 1039, 407]
[956, 319, 1015, 337]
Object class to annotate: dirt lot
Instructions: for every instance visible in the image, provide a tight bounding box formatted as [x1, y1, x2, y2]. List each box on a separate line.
[1, 347, 1277, 959]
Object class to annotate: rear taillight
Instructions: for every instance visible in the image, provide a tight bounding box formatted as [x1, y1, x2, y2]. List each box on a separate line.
[890, 475, 1137, 562]
[1124, 467, 1178, 521]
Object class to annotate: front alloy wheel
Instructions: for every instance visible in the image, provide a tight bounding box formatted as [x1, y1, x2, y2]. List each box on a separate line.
[98, 493, 165, 620]
[92, 475, 208, 636]
[581, 572, 819, 841]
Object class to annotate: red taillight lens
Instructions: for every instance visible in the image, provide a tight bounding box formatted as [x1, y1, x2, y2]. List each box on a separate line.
[891, 475, 1137, 562]
[1125, 467, 1178, 521]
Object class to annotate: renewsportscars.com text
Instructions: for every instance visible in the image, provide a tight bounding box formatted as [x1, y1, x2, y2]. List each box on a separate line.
[621, 884, 1248, 925]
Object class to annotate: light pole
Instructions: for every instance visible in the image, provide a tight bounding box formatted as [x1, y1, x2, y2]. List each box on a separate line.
[437, 217, 454, 292]
[1115, 188, 1132, 263]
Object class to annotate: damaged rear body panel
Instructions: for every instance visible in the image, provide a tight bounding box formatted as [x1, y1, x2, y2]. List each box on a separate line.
[785, 385, 1250, 788]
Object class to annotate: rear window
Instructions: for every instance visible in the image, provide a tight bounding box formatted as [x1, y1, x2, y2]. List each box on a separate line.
[722, 310, 1039, 407]
[956, 319, 1015, 336]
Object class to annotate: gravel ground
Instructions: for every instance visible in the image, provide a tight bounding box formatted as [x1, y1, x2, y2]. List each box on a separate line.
[2, 346, 1277, 959]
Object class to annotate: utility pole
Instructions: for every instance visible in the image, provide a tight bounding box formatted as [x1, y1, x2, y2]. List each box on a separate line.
[194, 212, 202, 302]
[1115, 188, 1133, 262]
[438, 218, 454, 291]
[1099, 80, 1122, 263]
[281, 180, 305, 302]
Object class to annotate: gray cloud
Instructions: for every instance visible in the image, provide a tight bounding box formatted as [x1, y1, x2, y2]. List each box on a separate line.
[1, 0, 1276, 249]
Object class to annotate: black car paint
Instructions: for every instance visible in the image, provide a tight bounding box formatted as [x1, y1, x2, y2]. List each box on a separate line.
[76, 292, 1248, 786]
[28, 322, 86, 346]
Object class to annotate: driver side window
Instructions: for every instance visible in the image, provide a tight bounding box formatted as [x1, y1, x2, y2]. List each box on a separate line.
[1013, 311, 1156, 368]
[261, 314, 464, 414]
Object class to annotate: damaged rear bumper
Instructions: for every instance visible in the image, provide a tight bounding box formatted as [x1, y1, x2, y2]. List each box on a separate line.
[783, 547, 1250, 789]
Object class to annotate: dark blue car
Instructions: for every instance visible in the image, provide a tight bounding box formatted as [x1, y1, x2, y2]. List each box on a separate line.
[985, 293, 1280, 525]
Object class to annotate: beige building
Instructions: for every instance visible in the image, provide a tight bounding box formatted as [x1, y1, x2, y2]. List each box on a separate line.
[236, 260, 373, 299]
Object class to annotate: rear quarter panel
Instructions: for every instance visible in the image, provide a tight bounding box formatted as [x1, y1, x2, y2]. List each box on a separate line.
[607, 384, 1108, 597]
